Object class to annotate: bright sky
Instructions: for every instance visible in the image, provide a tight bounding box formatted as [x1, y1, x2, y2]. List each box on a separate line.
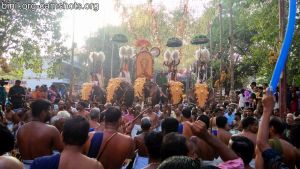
[61, 0, 210, 48]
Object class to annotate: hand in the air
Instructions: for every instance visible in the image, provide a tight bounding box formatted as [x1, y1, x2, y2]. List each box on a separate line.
[262, 88, 275, 114]
[190, 120, 208, 138]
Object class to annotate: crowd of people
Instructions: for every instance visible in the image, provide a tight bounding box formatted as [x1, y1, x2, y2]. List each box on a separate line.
[237, 82, 299, 117]
[0, 80, 300, 169]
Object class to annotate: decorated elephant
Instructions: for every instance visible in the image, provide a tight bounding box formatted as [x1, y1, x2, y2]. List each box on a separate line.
[186, 84, 215, 108]
[134, 78, 168, 106]
[106, 78, 134, 107]
[168, 80, 184, 105]
[81, 83, 106, 104]
[90, 85, 106, 105]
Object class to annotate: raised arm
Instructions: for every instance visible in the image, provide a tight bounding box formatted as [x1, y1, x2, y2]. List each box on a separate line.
[256, 90, 289, 169]
[255, 91, 274, 169]
[256, 91, 274, 152]
[191, 120, 238, 161]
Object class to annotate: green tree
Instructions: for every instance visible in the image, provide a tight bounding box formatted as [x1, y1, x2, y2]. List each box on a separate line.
[83, 26, 131, 85]
[0, 0, 68, 78]
[86, 0, 300, 89]
[203, 0, 300, 89]
[119, 4, 209, 70]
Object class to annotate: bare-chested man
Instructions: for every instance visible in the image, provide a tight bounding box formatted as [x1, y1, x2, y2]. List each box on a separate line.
[4, 103, 20, 133]
[190, 115, 215, 160]
[229, 136, 254, 169]
[161, 117, 179, 135]
[0, 156, 24, 169]
[57, 100, 66, 112]
[30, 117, 103, 169]
[50, 110, 71, 133]
[180, 108, 193, 139]
[216, 116, 232, 145]
[268, 116, 298, 169]
[143, 131, 163, 169]
[256, 91, 290, 169]
[236, 116, 258, 145]
[93, 107, 134, 169]
[17, 99, 63, 169]
[75, 101, 90, 118]
[144, 108, 159, 131]
[209, 108, 223, 136]
[89, 108, 101, 131]
[153, 104, 163, 120]
[174, 106, 182, 122]
[133, 117, 151, 169]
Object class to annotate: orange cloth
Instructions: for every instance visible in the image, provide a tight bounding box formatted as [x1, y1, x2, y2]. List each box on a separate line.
[37, 91, 47, 99]
[31, 91, 38, 99]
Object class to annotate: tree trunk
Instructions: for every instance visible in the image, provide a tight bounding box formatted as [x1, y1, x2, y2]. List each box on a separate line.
[279, 0, 287, 118]
[219, 0, 223, 102]
[229, 0, 235, 102]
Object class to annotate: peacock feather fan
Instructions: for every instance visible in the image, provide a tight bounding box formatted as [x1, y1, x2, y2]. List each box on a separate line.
[119, 46, 127, 58]
[164, 50, 172, 64]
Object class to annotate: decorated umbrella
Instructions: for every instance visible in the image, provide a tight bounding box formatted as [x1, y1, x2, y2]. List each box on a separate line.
[112, 34, 128, 43]
[166, 37, 183, 48]
[135, 39, 151, 52]
[135, 39, 151, 47]
[191, 34, 209, 45]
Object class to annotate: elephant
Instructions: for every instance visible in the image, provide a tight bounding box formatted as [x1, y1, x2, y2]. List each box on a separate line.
[107, 79, 134, 107]
[89, 85, 106, 105]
